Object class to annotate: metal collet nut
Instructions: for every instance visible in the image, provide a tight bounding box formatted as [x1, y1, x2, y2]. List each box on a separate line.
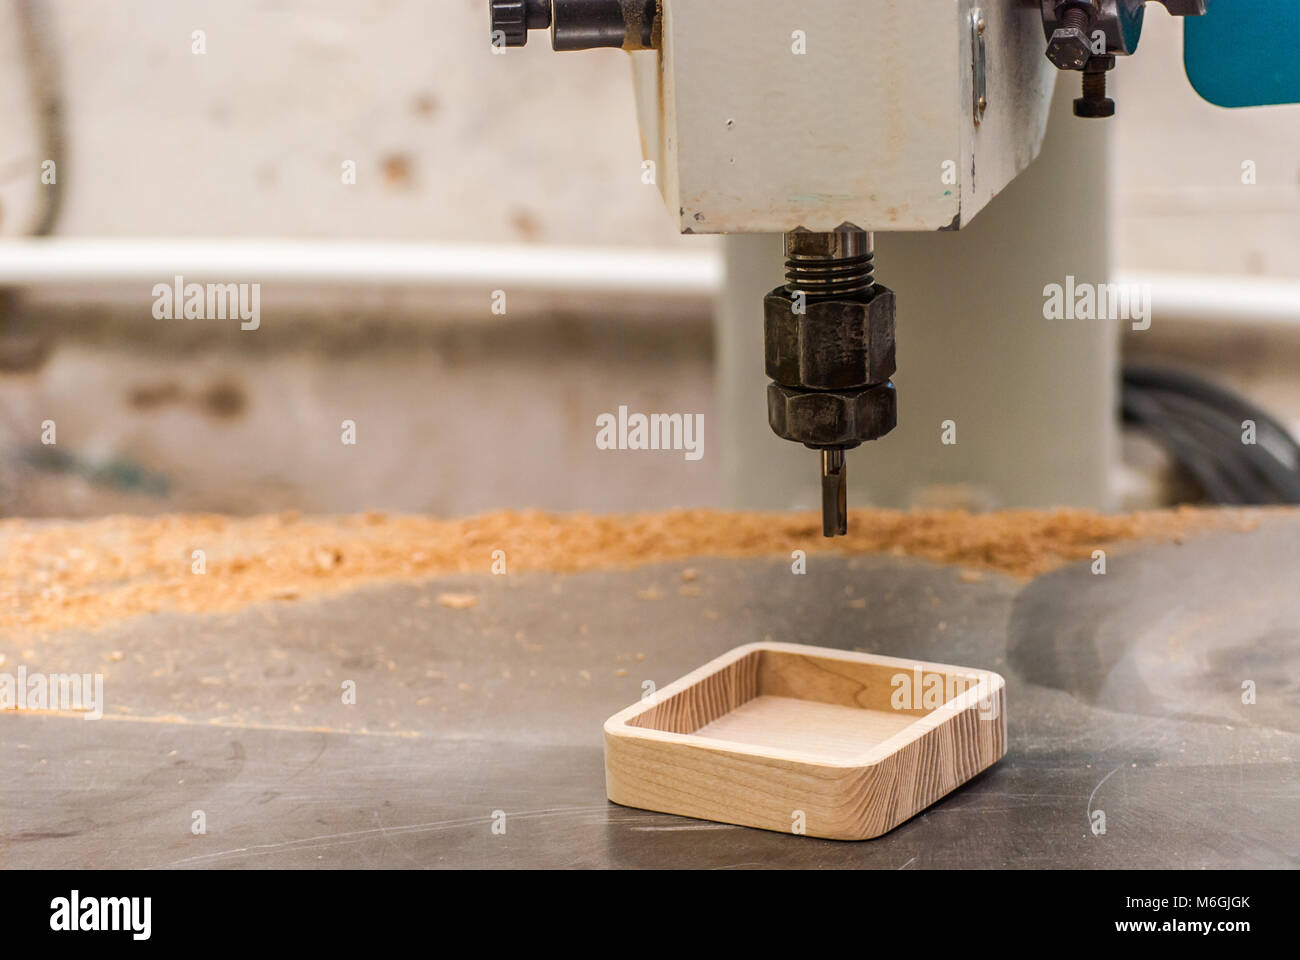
[763, 285, 897, 391]
[767, 382, 897, 449]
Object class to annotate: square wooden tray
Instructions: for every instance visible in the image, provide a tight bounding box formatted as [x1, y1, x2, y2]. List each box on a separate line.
[604, 641, 1006, 840]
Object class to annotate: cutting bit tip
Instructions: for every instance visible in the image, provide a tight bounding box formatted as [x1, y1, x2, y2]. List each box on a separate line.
[821, 448, 847, 538]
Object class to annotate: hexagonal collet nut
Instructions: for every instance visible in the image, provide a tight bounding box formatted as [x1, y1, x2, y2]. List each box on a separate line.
[764, 286, 896, 391]
[767, 382, 897, 449]
[1046, 26, 1092, 70]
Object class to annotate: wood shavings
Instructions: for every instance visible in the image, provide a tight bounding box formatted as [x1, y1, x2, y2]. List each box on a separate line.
[0, 506, 1273, 638]
[436, 593, 478, 610]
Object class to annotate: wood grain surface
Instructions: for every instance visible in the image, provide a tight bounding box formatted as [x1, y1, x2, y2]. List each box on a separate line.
[605, 642, 1007, 840]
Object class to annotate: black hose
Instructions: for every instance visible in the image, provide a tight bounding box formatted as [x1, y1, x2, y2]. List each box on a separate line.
[1122, 364, 1300, 505]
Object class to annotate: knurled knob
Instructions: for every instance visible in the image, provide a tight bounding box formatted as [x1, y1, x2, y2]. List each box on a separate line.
[489, 0, 551, 47]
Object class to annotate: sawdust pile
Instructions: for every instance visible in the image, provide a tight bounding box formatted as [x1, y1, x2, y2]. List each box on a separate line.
[0, 506, 1266, 636]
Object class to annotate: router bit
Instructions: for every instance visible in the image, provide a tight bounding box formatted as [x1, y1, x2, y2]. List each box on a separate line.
[821, 448, 848, 537]
[763, 226, 897, 537]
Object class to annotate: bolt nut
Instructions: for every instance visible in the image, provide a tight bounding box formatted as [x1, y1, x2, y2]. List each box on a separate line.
[764, 286, 896, 391]
[1073, 96, 1115, 118]
[1046, 26, 1092, 69]
[767, 382, 897, 449]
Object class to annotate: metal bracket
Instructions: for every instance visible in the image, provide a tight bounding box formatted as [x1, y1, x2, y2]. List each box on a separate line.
[1040, 0, 1207, 59]
[971, 8, 988, 126]
[1150, 0, 1206, 14]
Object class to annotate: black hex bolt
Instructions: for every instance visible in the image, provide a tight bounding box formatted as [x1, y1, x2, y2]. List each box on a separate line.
[1046, 3, 1095, 70]
[1075, 55, 1116, 118]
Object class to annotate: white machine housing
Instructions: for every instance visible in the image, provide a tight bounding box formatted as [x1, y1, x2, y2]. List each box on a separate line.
[631, 0, 1058, 234]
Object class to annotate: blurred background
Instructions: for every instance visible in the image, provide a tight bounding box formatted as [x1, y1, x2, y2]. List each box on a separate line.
[1, 0, 1298, 519]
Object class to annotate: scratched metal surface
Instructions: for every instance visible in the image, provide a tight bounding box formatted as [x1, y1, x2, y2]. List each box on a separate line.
[1, 521, 1297, 869]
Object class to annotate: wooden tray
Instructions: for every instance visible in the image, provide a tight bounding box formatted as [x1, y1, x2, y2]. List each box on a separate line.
[604, 641, 1006, 840]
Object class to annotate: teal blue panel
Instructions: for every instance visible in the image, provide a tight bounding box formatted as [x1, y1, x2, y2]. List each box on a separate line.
[1184, 0, 1300, 107]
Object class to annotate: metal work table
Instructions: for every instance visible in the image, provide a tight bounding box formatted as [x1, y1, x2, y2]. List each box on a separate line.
[2, 521, 1296, 868]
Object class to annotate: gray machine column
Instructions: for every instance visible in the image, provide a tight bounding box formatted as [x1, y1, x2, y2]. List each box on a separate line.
[717, 77, 1116, 512]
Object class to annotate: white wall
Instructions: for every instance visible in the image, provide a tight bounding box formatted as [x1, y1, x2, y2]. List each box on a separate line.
[5, 2, 1292, 280]
[1113, 12, 1300, 280]
[0, 0, 690, 248]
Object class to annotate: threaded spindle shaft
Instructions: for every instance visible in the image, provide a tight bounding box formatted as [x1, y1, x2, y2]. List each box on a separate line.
[784, 230, 875, 299]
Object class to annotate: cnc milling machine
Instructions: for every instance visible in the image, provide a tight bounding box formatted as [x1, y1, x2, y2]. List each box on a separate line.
[488, 0, 1296, 534]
